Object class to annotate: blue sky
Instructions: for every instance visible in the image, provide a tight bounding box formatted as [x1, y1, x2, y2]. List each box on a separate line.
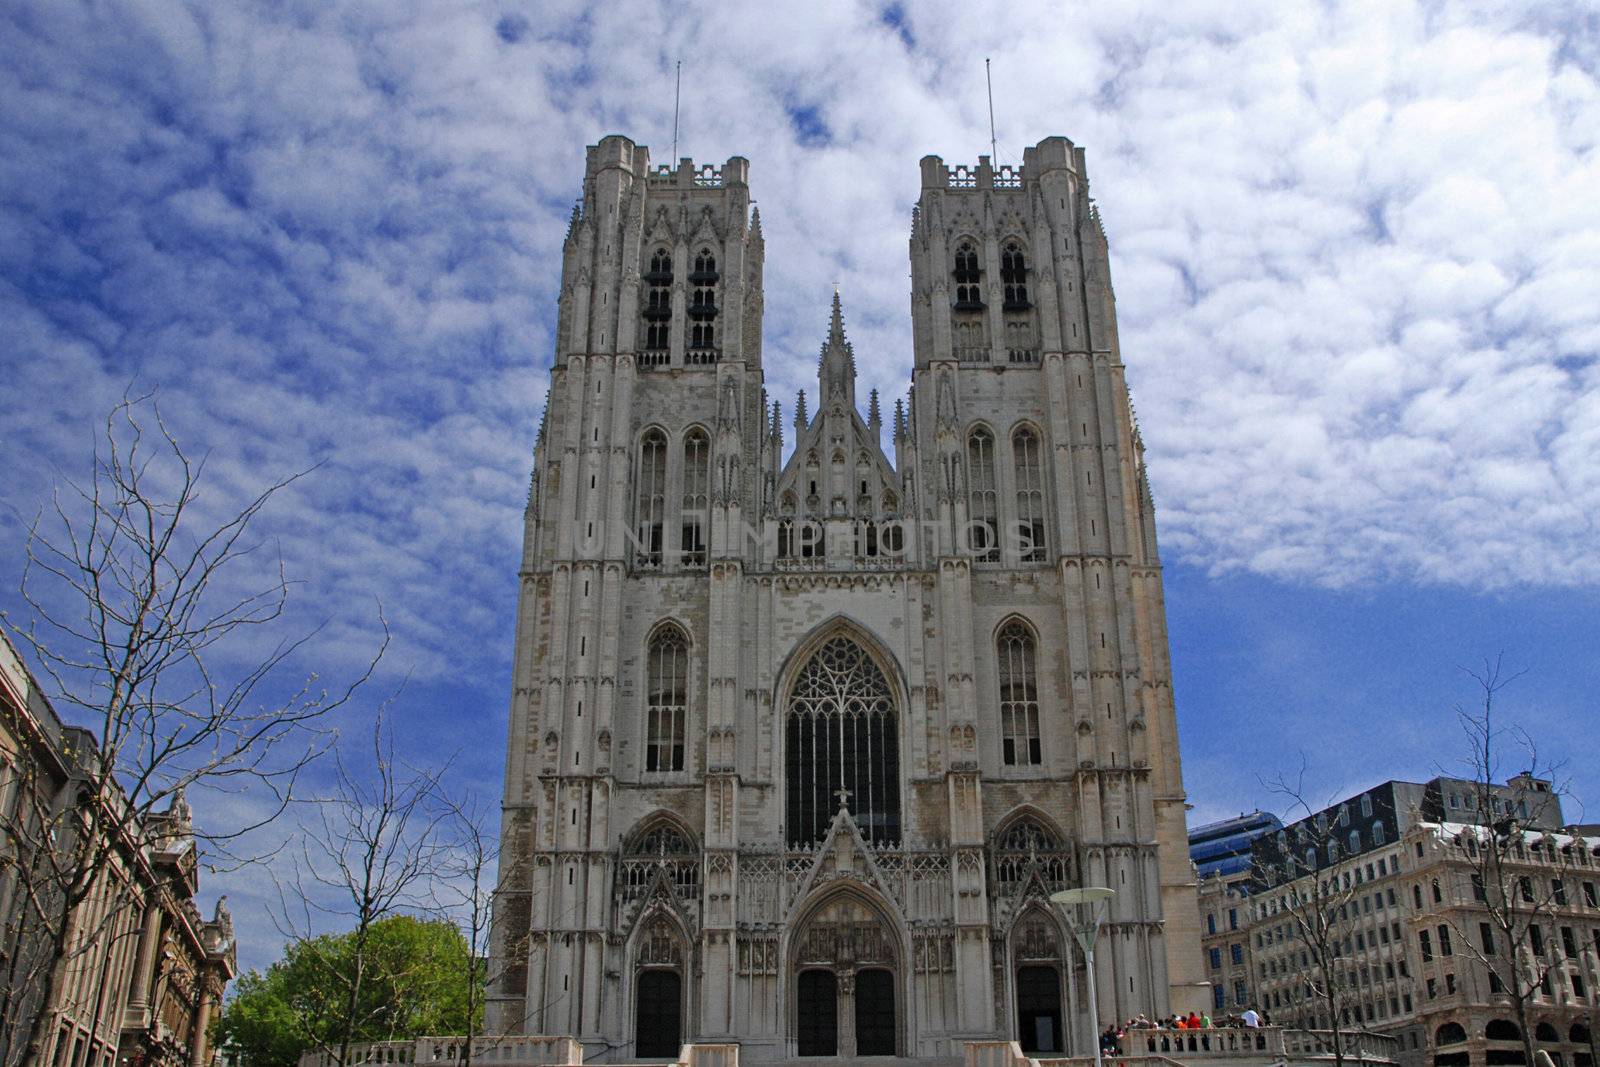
[1, 0, 1597, 972]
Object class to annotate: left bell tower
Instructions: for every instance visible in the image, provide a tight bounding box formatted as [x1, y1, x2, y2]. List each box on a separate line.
[489, 134, 767, 1044]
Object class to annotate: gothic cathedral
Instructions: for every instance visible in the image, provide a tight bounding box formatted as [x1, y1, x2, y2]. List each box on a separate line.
[488, 135, 1206, 1062]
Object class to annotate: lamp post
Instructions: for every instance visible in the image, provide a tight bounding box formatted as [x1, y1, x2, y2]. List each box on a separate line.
[1052, 887, 1116, 1067]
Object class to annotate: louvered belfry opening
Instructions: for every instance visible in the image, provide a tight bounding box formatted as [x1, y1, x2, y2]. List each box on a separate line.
[785, 636, 901, 847]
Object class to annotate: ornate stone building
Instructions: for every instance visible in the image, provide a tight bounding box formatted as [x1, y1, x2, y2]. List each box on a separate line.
[488, 135, 1206, 1062]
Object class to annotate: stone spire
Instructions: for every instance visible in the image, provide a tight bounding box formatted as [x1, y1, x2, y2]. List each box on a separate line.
[794, 389, 808, 435]
[770, 398, 783, 446]
[893, 397, 906, 441]
[818, 289, 857, 411]
[868, 388, 881, 436]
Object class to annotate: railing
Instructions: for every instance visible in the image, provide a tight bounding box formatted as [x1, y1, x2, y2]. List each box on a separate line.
[967, 1028, 1400, 1067]
[684, 348, 719, 365]
[297, 1037, 583, 1067]
[638, 349, 669, 367]
[956, 347, 991, 363]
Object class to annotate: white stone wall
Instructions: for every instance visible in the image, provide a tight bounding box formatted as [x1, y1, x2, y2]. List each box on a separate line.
[487, 135, 1205, 1062]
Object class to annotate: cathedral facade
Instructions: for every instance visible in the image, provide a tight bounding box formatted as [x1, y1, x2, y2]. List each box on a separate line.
[488, 134, 1205, 1062]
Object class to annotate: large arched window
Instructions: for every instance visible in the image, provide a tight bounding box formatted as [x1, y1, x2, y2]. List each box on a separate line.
[997, 621, 1041, 766]
[786, 636, 900, 847]
[1012, 427, 1045, 562]
[635, 430, 667, 568]
[967, 427, 998, 562]
[645, 626, 688, 772]
[681, 429, 709, 567]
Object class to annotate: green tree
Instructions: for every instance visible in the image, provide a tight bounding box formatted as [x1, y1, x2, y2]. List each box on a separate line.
[218, 915, 480, 1067]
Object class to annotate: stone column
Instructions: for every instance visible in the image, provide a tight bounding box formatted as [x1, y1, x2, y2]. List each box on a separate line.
[124, 903, 162, 1026]
[189, 975, 219, 1067]
[836, 968, 857, 1058]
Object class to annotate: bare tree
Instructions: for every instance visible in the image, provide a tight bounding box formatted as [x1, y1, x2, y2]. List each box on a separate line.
[434, 793, 513, 1067]
[275, 714, 448, 1067]
[1430, 659, 1573, 1067]
[1252, 758, 1368, 1067]
[1, 397, 378, 1067]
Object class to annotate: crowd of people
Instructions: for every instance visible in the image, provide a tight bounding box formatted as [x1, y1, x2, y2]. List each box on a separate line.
[1099, 1008, 1269, 1054]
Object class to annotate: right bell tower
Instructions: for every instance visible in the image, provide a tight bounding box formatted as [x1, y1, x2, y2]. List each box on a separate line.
[906, 135, 1209, 1018]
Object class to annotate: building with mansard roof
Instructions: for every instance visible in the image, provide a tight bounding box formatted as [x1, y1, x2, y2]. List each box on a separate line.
[487, 135, 1205, 1063]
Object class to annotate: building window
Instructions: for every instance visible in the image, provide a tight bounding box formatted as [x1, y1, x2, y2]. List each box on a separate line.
[1372, 821, 1386, 846]
[1001, 242, 1030, 309]
[1209, 948, 1222, 970]
[997, 621, 1041, 766]
[635, 429, 668, 567]
[1437, 925, 1452, 956]
[1349, 830, 1361, 854]
[1012, 427, 1046, 562]
[785, 636, 900, 847]
[1234, 981, 1247, 1006]
[1360, 794, 1373, 818]
[953, 241, 982, 310]
[1230, 943, 1244, 965]
[1213, 985, 1225, 1011]
[642, 248, 673, 358]
[688, 249, 718, 358]
[1208, 914, 1217, 935]
[680, 429, 709, 566]
[1419, 930, 1433, 961]
[1229, 908, 1239, 931]
[966, 427, 999, 561]
[644, 626, 688, 773]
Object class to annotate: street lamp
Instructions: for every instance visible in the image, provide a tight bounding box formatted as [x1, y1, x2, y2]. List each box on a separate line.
[1051, 887, 1117, 1067]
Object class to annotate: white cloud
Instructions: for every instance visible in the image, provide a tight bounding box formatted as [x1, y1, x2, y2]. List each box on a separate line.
[1, 0, 1598, 965]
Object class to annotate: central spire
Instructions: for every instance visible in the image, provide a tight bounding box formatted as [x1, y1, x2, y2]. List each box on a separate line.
[819, 289, 856, 411]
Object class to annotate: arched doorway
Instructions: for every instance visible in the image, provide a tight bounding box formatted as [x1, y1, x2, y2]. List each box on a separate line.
[1010, 908, 1067, 1055]
[790, 891, 901, 1058]
[635, 970, 682, 1058]
[855, 968, 896, 1055]
[797, 970, 838, 1056]
[632, 916, 686, 1059]
[1018, 966, 1063, 1054]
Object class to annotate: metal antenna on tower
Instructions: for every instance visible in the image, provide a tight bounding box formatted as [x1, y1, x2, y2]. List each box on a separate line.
[985, 57, 998, 162]
[672, 60, 682, 160]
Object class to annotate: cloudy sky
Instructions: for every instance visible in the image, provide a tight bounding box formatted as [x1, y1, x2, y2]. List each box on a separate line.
[2, 0, 1597, 971]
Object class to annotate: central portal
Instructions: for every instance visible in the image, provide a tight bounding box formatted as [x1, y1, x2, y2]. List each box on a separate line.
[791, 891, 901, 1057]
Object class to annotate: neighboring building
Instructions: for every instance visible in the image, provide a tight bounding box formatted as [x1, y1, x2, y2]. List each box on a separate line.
[488, 134, 1205, 1063]
[1192, 812, 1282, 1015]
[0, 631, 236, 1067]
[1193, 812, 1283, 881]
[1243, 777, 1597, 1067]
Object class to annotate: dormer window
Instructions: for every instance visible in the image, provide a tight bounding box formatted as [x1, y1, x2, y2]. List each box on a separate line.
[953, 241, 983, 311]
[1001, 242, 1030, 310]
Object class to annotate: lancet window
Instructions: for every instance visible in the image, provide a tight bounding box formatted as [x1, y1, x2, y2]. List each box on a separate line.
[967, 427, 999, 562]
[997, 621, 1041, 766]
[1001, 242, 1030, 309]
[681, 429, 709, 566]
[642, 248, 672, 363]
[621, 819, 699, 903]
[644, 626, 688, 773]
[1013, 427, 1046, 562]
[688, 249, 718, 360]
[634, 430, 667, 568]
[785, 637, 900, 847]
[953, 241, 983, 310]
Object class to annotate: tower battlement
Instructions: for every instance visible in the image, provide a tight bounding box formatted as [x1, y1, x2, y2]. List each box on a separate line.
[918, 135, 1084, 190]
